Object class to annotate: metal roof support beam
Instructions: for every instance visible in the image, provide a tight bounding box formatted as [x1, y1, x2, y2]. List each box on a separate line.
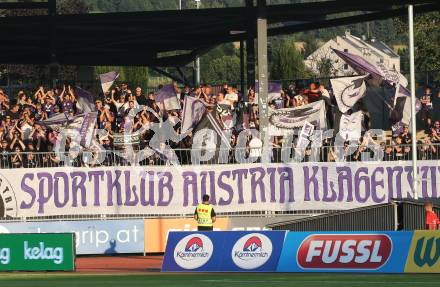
[268, 3, 440, 36]
[150, 67, 184, 85]
[176, 67, 188, 86]
[0, 1, 49, 9]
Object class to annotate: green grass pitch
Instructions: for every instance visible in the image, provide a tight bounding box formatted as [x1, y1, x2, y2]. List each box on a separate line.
[0, 273, 440, 287]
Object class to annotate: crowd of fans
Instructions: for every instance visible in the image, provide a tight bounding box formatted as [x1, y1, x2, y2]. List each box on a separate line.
[0, 80, 439, 168]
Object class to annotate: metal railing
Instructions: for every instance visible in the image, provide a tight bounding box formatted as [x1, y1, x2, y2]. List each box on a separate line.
[266, 203, 397, 231]
[0, 143, 439, 169]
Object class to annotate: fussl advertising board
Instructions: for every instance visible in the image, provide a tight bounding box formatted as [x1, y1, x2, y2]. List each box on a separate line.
[277, 231, 413, 273]
[162, 231, 286, 272]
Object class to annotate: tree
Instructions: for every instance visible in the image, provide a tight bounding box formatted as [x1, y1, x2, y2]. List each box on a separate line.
[270, 39, 307, 80]
[316, 58, 336, 78]
[203, 55, 240, 85]
[395, 12, 440, 76]
[94, 66, 149, 89]
[121, 66, 149, 89]
[200, 43, 239, 84]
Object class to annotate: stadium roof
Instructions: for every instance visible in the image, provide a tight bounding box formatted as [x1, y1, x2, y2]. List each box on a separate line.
[0, 0, 438, 67]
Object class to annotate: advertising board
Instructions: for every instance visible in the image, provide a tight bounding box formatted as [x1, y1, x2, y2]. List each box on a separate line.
[405, 230, 440, 273]
[0, 233, 75, 271]
[162, 231, 286, 272]
[277, 231, 413, 273]
[0, 220, 143, 255]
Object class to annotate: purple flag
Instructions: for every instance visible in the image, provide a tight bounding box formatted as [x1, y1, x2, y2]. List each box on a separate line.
[79, 112, 98, 147]
[75, 87, 95, 113]
[155, 84, 180, 110]
[100, 71, 119, 94]
[181, 96, 207, 134]
[332, 49, 382, 78]
[255, 81, 282, 102]
[333, 49, 408, 86]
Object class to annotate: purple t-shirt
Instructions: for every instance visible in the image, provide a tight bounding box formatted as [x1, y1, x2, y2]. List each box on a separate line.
[44, 103, 54, 115]
[62, 101, 74, 113]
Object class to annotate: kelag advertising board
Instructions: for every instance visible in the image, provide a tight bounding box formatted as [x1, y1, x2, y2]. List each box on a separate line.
[162, 231, 286, 272]
[277, 231, 413, 273]
[0, 233, 75, 271]
[0, 220, 144, 255]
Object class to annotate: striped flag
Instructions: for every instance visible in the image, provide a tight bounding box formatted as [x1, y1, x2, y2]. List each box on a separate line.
[193, 110, 232, 149]
[181, 96, 207, 134]
[100, 71, 119, 94]
[75, 87, 95, 113]
[78, 112, 98, 147]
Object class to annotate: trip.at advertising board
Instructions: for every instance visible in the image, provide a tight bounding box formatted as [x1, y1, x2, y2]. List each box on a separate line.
[163, 231, 440, 273]
[0, 220, 143, 255]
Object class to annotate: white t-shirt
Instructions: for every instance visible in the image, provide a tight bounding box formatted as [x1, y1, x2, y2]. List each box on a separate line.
[249, 138, 263, 157]
[225, 93, 238, 102]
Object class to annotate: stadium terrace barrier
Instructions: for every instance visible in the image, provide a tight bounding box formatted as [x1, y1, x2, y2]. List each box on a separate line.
[163, 231, 440, 273]
[266, 203, 397, 231]
[396, 201, 440, 230]
[0, 143, 440, 169]
[0, 233, 75, 271]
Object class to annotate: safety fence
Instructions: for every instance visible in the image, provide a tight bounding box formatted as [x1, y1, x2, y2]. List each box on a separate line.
[1, 143, 440, 169]
[267, 203, 397, 231]
[267, 200, 440, 232]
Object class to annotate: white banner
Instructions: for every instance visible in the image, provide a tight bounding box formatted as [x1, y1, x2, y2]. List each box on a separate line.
[0, 161, 439, 218]
[268, 100, 326, 136]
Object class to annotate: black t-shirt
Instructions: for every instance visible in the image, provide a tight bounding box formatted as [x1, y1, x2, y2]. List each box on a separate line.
[7, 110, 20, 120]
[433, 95, 440, 121]
[136, 94, 148, 106]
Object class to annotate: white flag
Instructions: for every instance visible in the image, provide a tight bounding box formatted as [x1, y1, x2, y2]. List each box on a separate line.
[339, 111, 363, 141]
[297, 121, 315, 149]
[331, 75, 368, 114]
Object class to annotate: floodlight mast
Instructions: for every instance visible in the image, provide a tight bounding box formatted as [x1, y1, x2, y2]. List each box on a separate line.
[408, 5, 418, 200]
[195, 0, 201, 86]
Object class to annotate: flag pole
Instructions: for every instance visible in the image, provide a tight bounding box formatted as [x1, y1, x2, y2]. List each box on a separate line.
[408, 5, 418, 200]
